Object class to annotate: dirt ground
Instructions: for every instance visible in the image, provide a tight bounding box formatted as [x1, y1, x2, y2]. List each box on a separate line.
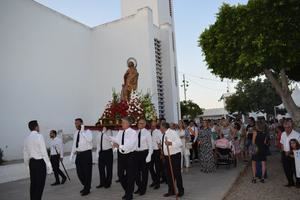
[224, 153, 300, 200]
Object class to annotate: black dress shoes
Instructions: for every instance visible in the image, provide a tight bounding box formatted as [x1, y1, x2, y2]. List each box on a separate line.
[61, 177, 67, 184]
[163, 192, 175, 197]
[153, 185, 160, 190]
[134, 189, 140, 194]
[51, 182, 60, 186]
[96, 184, 104, 188]
[123, 194, 133, 200]
[178, 191, 184, 197]
[285, 183, 295, 187]
[80, 189, 85, 193]
[150, 182, 155, 187]
[81, 190, 90, 196]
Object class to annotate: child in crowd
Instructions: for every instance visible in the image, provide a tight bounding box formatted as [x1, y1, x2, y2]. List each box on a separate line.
[288, 139, 300, 187]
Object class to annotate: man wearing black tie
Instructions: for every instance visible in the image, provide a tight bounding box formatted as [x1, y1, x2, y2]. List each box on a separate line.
[96, 126, 113, 189]
[70, 118, 93, 196]
[149, 120, 162, 189]
[24, 120, 53, 200]
[134, 119, 153, 195]
[111, 117, 138, 200]
[160, 122, 184, 197]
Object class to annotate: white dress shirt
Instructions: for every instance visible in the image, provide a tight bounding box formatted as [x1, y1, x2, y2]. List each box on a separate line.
[70, 129, 93, 160]
[178, 129, 186, 150]
[162, 128, 183, 156]
[49, 137, 63, 158]
[24, 131, 52, 173]
[137, 128, 153, 150]
[114, 128, 138, 154]
[96, 130, 113, 154]
[280, 130, 300, 152]
[151, 129, 162, 150]
[136, 128, 153, 161]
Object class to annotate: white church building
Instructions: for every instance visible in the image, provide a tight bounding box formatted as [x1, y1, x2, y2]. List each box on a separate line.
[0, 0, 180, 160]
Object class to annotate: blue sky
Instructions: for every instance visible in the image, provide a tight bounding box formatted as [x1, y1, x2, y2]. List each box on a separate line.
[35, 0, 248, 109]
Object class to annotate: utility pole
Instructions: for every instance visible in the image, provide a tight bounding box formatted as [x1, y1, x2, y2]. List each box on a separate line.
[226, 79, 230, 93]
[181, 74, 189, 102]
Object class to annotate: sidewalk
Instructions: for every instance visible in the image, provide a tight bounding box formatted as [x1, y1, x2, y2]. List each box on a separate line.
[0, 153, 101, 184]
[0, 159, 246, 200]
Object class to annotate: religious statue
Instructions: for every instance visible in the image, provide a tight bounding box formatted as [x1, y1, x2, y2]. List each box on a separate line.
[121, 58, 139, 101]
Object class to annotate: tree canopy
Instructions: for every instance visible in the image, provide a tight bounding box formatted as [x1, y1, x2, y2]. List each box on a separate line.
[225, 79, 281, 115]
[180, 100, 203, 120]
[199, 0, 300, 81]
[199, 0, 300, 123]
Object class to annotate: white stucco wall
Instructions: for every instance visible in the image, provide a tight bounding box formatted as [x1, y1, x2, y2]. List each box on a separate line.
[121, 0, 172, 27]
[159, 23, 180, 122]
[0, 0, 179, 160]
[90, 8, 158, 120]
[0, 0, 96, 160]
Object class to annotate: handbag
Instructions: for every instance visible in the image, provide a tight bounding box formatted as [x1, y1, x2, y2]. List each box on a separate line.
[186, 142, 193, 150]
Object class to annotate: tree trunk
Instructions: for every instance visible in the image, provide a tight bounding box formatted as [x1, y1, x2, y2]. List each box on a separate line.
[264, 69, 300, 127]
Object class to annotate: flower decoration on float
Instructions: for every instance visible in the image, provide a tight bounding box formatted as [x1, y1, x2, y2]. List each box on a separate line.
[98, 89, 157, 127]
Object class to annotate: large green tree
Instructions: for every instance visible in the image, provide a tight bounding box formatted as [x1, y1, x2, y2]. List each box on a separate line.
[180, 100, 203, 120]
[199, 0, 300, 123]
[225, 79, 282, 115]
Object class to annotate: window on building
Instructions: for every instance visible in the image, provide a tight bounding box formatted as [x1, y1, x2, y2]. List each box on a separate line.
[172, 32, 175, 52]
[169, 0, 173, 17]
[154, 38, 165, 119]
[174, 66, 178, 87]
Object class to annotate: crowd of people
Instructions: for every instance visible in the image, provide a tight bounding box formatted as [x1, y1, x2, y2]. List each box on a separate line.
[23, 116, 300, 200]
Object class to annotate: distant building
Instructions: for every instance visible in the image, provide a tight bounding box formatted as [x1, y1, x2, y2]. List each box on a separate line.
[200, 108, 228, 120]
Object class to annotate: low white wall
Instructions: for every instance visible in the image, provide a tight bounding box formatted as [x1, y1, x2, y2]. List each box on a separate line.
[0, 0, 95, 160]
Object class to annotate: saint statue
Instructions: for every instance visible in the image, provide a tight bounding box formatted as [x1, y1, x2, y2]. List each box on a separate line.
[121, 58, 139, 101]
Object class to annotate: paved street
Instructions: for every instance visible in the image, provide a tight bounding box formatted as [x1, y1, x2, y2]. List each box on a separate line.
[0, 160, 244, 200]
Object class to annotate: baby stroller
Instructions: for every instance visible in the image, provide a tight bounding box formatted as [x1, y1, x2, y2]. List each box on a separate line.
[215, 147, 237, 169]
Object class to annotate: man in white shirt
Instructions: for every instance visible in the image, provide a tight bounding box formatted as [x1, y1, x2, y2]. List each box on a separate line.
[188, 121, 199, 162]
[160, 122, 184, 197]
[280, 118, 300, 187]
[96, 126, 113, 189]
[70, 118, 93, 196]
[134, 119, 153, 195]
[49, 130, 66, 186]
[149, 120, 162, 189]
[24, 120, 52, 200]
[112, 117, 138, 200]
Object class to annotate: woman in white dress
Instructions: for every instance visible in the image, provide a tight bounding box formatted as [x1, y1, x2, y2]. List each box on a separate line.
[178, 120, 191, 170]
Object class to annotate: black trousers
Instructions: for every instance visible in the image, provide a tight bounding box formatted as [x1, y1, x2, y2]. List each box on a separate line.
[75, 150, 92, 192]
[160, 157, 167, 183]
[118, 151, 137, 200]
[98, 149, 113, 187]
[282, 152, 300, 185]
[50, 155, 66, 183]
[136, 150, 149, 193]
[164, 153, 184, 194]
[29, 158, 46, 200]
[149, 149, 161, 186]
[190, 139, 198, 160]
